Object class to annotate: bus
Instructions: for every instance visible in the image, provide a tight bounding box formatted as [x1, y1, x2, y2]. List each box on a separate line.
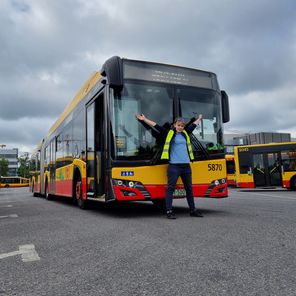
[0, 176, 30, 188]
[29, 140, 43, 195]
[234, 142, 296, 190]
[30, 56, 230, 208]
[225, 154, 236, 186]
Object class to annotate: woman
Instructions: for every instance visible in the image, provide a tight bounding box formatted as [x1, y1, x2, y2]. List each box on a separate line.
[135, 113, 203, 219]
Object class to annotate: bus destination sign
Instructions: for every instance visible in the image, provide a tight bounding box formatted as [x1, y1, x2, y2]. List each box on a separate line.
[123, 60, 216, 89]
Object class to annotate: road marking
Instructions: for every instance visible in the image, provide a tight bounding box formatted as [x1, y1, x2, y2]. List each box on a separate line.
[233, 191, 296, 201]
[0, 214, 18, 219]
[0, 205, 13, 208]
[19, 245, 41, 262]
[0, 244, 40, 262]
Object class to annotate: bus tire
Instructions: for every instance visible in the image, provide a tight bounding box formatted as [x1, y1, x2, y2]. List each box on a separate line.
[45, 180, 52, 200]
[5, 184, 9, 188]
[32, 183, 39, 197]
[290, 177, 296, 191]
[32, 182, 37, 196]
[74, 175, 88, 210]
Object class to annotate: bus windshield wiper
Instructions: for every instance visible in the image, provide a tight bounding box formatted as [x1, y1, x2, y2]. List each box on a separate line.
[184, 117, 209, 159]
[190, 133, 210, 159]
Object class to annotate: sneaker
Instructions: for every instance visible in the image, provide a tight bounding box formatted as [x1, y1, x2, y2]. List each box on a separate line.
[166, 210, 176, 219]
[190, 210, 203, 217]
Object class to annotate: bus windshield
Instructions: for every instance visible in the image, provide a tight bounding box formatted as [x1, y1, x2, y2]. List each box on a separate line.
[110, 81, 223, 161]
[177, 86, 224, 153]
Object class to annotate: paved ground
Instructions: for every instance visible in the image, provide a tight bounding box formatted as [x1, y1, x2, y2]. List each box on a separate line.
[0, 187, 295, 296]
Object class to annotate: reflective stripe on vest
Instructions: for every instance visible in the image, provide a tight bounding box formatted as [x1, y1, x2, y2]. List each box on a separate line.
[160, 130, 194, 160]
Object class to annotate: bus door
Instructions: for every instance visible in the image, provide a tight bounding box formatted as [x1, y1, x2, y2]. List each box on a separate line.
[266, 152, 281, 186]
[252, 153, 281, 187]
[252, 154, 266, 187]
[50, 139, 56, 193]
[86, 93, 105, 198]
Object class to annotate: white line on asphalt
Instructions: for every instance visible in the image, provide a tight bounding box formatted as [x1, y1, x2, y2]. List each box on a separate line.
[19, 244, 41, 262]
[234, 191, 296, 201]
[0, 205, 13, 208]
[0, 250, 20, 259]
[0, 244, 40, 262]
[0, 214, 18, 219]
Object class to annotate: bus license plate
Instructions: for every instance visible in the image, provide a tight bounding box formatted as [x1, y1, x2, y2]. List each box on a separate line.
[173, 189, 186, 197]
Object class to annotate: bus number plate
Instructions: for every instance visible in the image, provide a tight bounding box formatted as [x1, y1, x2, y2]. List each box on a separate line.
[173, 189, 186, 197]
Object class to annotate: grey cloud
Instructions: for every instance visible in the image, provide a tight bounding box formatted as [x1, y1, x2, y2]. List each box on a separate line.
[0, 0, 296, 152]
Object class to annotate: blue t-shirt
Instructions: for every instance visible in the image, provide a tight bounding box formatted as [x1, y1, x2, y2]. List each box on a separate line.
[169, 133, 190, 164]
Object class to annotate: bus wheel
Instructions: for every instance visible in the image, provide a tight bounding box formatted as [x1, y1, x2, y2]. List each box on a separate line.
[32, 182, 38, 197]
[152, 199, 166, 210]
[5, 184, 9, 188]
[290, 177, 296, 191]
[75, 179, 88, 210]
[45, 181, 52, 200]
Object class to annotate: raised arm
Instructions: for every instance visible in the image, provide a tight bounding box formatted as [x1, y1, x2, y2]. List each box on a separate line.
[193, 114, 203, 125]
[135, 113, 157, 127]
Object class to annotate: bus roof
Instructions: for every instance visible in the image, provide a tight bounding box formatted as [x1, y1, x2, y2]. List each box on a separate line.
[47, 71, 101, 137]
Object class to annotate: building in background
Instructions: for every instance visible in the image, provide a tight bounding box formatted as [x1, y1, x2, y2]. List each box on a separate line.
[224, 132, 292, 154]
[0, 148, 18, 176]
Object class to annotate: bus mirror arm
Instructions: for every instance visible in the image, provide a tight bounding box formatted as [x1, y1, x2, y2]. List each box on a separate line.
[221, 90, 230, 123]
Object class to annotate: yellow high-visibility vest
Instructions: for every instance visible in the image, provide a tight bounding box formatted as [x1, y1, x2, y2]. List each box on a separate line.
[160, 130, 194, 161]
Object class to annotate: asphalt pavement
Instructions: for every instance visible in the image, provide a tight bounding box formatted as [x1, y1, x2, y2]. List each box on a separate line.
[0, 187, 295, 296]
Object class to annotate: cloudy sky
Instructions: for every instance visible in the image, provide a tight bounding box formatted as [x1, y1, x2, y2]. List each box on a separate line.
[0, 0, 295, 153]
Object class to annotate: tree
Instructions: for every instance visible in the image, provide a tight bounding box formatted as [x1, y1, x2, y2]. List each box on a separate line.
[0, 158, 9, 176]
[18, 153, 30, 178]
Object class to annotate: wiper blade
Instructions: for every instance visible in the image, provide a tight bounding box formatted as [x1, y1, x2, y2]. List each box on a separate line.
[150, 147, 162, 165]
[190, 133, 210, 159]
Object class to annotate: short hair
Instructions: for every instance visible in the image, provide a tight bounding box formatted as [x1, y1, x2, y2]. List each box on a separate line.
[174, 117, 186, 124]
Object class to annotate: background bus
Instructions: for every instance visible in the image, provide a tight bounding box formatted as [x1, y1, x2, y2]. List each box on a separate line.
[225, 154, 236, 186]
[30, 56, 230, 208]
[0, 176, 30, 188]
[234, 142, 296, 190]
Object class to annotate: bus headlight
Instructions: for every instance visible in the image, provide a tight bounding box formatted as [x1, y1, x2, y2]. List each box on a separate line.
[128, 181, 134, 188]
[214, 180, 220, 186]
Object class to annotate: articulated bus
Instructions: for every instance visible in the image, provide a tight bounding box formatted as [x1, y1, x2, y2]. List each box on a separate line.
[225, 154, 236, 186]
[0, 176, 30, 188]
[234, 142, 296, 190]
[30, 56, 230, 208]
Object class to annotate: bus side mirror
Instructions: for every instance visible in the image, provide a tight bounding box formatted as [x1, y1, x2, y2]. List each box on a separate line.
[100, 56, 123, 91]
[221, 90, 230, 123]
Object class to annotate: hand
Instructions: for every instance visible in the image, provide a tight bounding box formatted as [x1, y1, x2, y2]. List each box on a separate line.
[198, 114, 202, 120]
[136, 113, 146, 121]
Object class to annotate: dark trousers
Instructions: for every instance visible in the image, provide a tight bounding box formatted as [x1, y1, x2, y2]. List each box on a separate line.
[165, 164, 196, 211]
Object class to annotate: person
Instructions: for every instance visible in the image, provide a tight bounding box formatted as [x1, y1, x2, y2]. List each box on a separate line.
[135, 113, 203, 219]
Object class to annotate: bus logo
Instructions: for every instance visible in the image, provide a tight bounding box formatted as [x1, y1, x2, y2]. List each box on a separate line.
[121, 171, 134, 177]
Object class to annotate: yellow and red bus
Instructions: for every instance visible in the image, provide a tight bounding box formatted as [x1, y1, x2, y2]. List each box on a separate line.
[234, 142, 296, 190]
[30, 56, 230, 208]
[0, 176, 30, 188]
[225, 154, 236, 186]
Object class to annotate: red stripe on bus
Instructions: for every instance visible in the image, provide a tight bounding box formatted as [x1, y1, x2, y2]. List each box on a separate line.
[236, 182, 255, 188]
[113, 183, 228, 201]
